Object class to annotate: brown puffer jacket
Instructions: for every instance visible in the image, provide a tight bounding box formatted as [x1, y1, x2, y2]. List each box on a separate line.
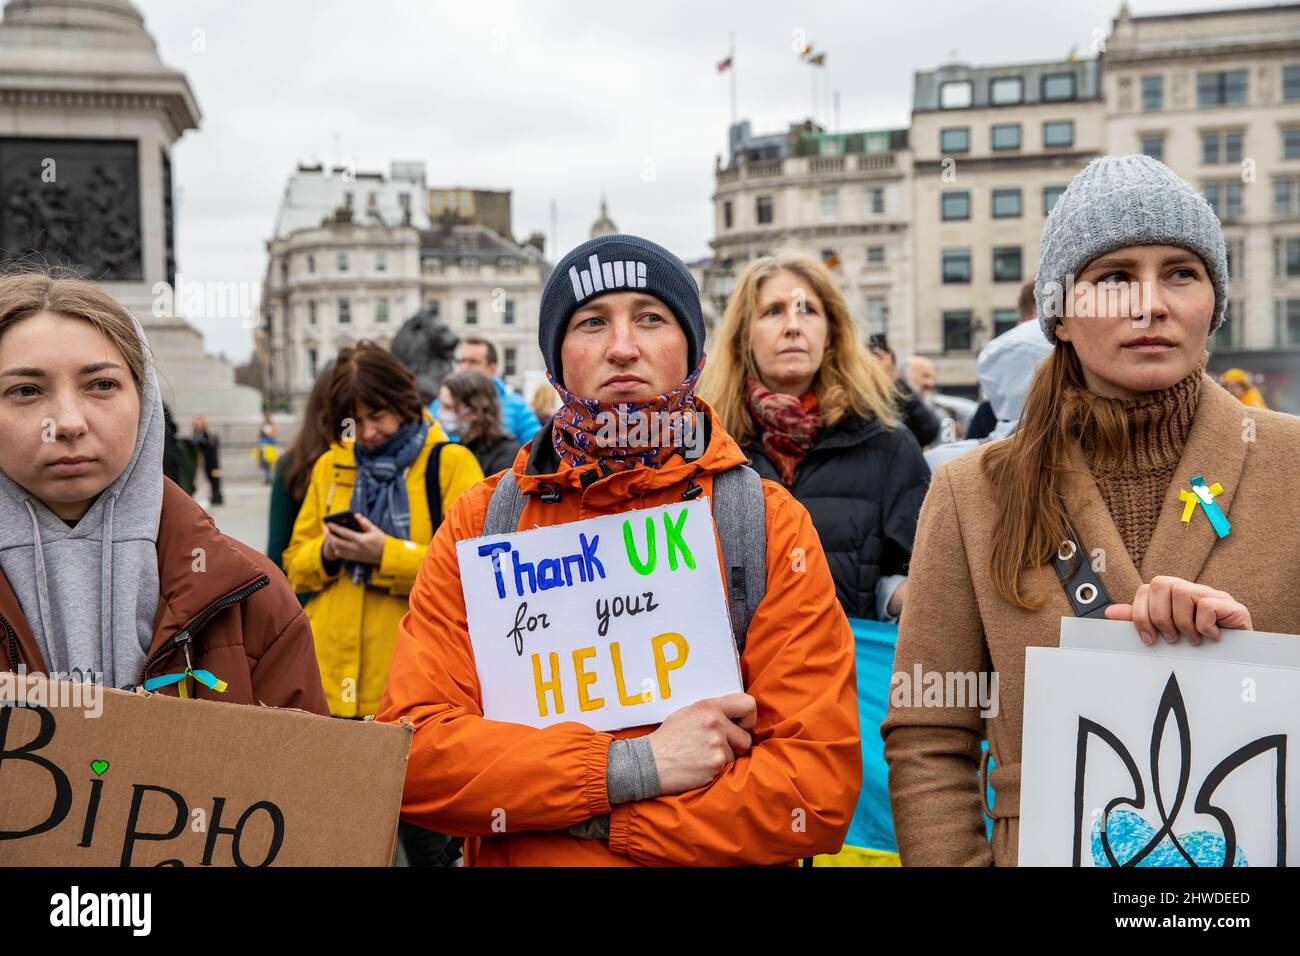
[1, 479, 329, 714]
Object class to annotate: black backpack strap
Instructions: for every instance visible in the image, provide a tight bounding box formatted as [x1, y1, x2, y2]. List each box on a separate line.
[710, 465, 767, 656]
[423, 441, 447, 531]
[1051, 518, 1114, 618]
[483, 469, 528, 535]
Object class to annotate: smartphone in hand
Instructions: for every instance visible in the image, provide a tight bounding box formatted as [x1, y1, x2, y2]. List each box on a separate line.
[322, 510, 364, 533]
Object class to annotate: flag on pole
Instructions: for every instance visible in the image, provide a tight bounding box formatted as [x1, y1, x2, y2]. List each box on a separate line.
[717, 55, 733, 72]
[808, 52, 827, 67]
[798, 43, 814, 59]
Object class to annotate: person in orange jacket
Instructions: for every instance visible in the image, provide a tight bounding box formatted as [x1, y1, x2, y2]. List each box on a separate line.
[377, 234, 861, 866]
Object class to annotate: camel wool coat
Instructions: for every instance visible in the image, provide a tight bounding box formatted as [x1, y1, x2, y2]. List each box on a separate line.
[881, 375, 1300, 866]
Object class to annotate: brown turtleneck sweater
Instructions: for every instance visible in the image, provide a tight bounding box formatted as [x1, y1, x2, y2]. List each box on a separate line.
[1080, 357, 1205, 568]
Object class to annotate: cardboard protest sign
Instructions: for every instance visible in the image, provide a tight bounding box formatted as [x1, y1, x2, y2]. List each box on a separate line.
[456, 498, 742, 732]
[0, 675, 411, 866]
[1019, 620, 1299, 867]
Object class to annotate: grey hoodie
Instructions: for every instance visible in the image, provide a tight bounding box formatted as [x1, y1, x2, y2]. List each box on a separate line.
[0, 314, 163, 688]
[923, 320, 1053, 472]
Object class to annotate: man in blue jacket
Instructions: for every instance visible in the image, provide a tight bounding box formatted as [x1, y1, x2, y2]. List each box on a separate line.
[430, 336, 540, 444]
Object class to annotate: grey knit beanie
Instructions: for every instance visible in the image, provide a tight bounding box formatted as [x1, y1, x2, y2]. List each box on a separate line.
[1035, 154, 1228, 345]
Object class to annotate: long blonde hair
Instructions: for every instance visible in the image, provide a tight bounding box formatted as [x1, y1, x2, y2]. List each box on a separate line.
[981, 342, 1129, 609]
[701, 251, 899, 446]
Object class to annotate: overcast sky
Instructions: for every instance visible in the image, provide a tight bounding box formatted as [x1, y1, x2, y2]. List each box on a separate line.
[130, 0, 1260, 364]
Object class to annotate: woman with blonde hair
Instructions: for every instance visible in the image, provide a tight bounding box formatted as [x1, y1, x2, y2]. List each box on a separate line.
[882, 155, 1300, 866]
[702, 250, 929, 621]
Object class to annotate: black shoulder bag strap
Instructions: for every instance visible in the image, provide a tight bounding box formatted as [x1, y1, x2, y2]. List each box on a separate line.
[1051, 511, 1115, 619]
[423, 441, 448, 531]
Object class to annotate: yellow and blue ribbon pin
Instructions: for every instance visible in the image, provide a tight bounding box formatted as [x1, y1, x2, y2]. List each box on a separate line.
[1178, 475, 1230, 538]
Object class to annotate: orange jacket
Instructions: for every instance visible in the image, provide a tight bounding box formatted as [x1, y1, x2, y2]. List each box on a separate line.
[376, 404, 861, 866]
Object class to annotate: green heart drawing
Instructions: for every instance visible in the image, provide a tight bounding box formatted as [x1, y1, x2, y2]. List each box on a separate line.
[90, 760, 109, 777]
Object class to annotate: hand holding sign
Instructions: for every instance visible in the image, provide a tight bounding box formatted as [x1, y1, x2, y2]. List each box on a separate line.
[648, 692, 757, 794]
[1103, 575, 1252, 646]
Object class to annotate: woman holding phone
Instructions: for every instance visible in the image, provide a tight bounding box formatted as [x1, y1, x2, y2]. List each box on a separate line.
[282, 341, 482, 720]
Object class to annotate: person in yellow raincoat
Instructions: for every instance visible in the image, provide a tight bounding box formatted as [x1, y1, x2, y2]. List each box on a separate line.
[283, 342, 483, 718]
[1218, 367, 1268, 409]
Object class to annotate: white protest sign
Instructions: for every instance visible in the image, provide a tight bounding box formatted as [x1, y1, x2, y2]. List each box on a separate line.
[455, 498, 742, 732]
[1019, 620, 1300, 867]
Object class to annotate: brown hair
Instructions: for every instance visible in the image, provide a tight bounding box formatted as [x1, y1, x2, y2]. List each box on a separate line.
[284, 362, 336, 500]
[441, 371, 510, 445]
[701, 250, 899, 445]
[0, 271, 147, 389]
[980, 342, 1129, 609]
[321, 341, 424, 442]
[1017, 280, 1037, 322]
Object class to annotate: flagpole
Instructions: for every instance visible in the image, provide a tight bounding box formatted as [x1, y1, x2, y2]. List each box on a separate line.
[729, 32, 737, 125]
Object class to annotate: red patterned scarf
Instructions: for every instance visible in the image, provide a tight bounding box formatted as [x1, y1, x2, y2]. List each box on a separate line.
[548, 359, 705, 471]
[746, 376, 823, 485]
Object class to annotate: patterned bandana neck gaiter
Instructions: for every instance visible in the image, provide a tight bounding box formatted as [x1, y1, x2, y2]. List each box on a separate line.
[548, 358, 706, 472]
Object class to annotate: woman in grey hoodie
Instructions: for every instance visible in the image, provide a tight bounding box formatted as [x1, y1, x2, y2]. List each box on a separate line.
[0, 272, 327, 711]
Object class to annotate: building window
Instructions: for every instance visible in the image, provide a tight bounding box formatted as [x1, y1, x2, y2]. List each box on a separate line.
[1140, 134, 1165, 162]
[992, 188, 1022, 218]
[504, 299, 516, 325]
[465, 300, 478, 325]
[1284, 127, 1300, 161]
[1141, 75, 1164, 111]
[1043, 185, 1066, 215]
[941, 190, 971, 220]
[1042, 72, 1076, 102]
[1278, 298, 1300, 346]
[723, 200, 733, 229]
[943, 311, 973, 351]
[866, 245, 886, 265]
[337, 298, 351, 324]
[756, 195, 773, 224]
[942, 248, 972, 283]
[939, 80, 973, 110]
[993, 246, 1023, 282]
[1276, 177, 1300, 216]
[376, 251, 387, 273]
[344, 191, 354, 208]
[940, 127, 970, 153]
[1210, 300, 1237, 350]
[1203, 182, 1243, 219]
[307, 301, 317, 326]
[1226, 238, 1245, 280]
[993, 308, 1019, 337]
[376, 298, 389, 323]
[425, 301, 440, 319]
[1044, 121, 1074, 147]
[866, 296, 886, 335]
[1202, 130, 1244, 164]
[868, 187, 885, 214]
[1276, 236, 1300, 277]
[819, 189, 840, 219]
[991, 124, 1021, 150]
[337, 252, 349, 272]
[1197, 70, 1248, 107]
[307, 254, 316, 273]
[990, 76, 1023, 106]
[399, 192, 411, 213]
[1285, 65, 1300, 102]
[308, 347, 318, 380]
[503, 346, 517, 378]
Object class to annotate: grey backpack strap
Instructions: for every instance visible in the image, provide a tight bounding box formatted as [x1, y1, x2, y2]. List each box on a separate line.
[710, 465, 767, 656]
[483, 470, 528, 535]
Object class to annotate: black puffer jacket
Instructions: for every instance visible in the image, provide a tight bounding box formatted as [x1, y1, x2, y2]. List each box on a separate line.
[746, 413, 930, 620]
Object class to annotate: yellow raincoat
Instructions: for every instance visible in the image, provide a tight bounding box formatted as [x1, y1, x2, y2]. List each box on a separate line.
[284, 416, 484, 716]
